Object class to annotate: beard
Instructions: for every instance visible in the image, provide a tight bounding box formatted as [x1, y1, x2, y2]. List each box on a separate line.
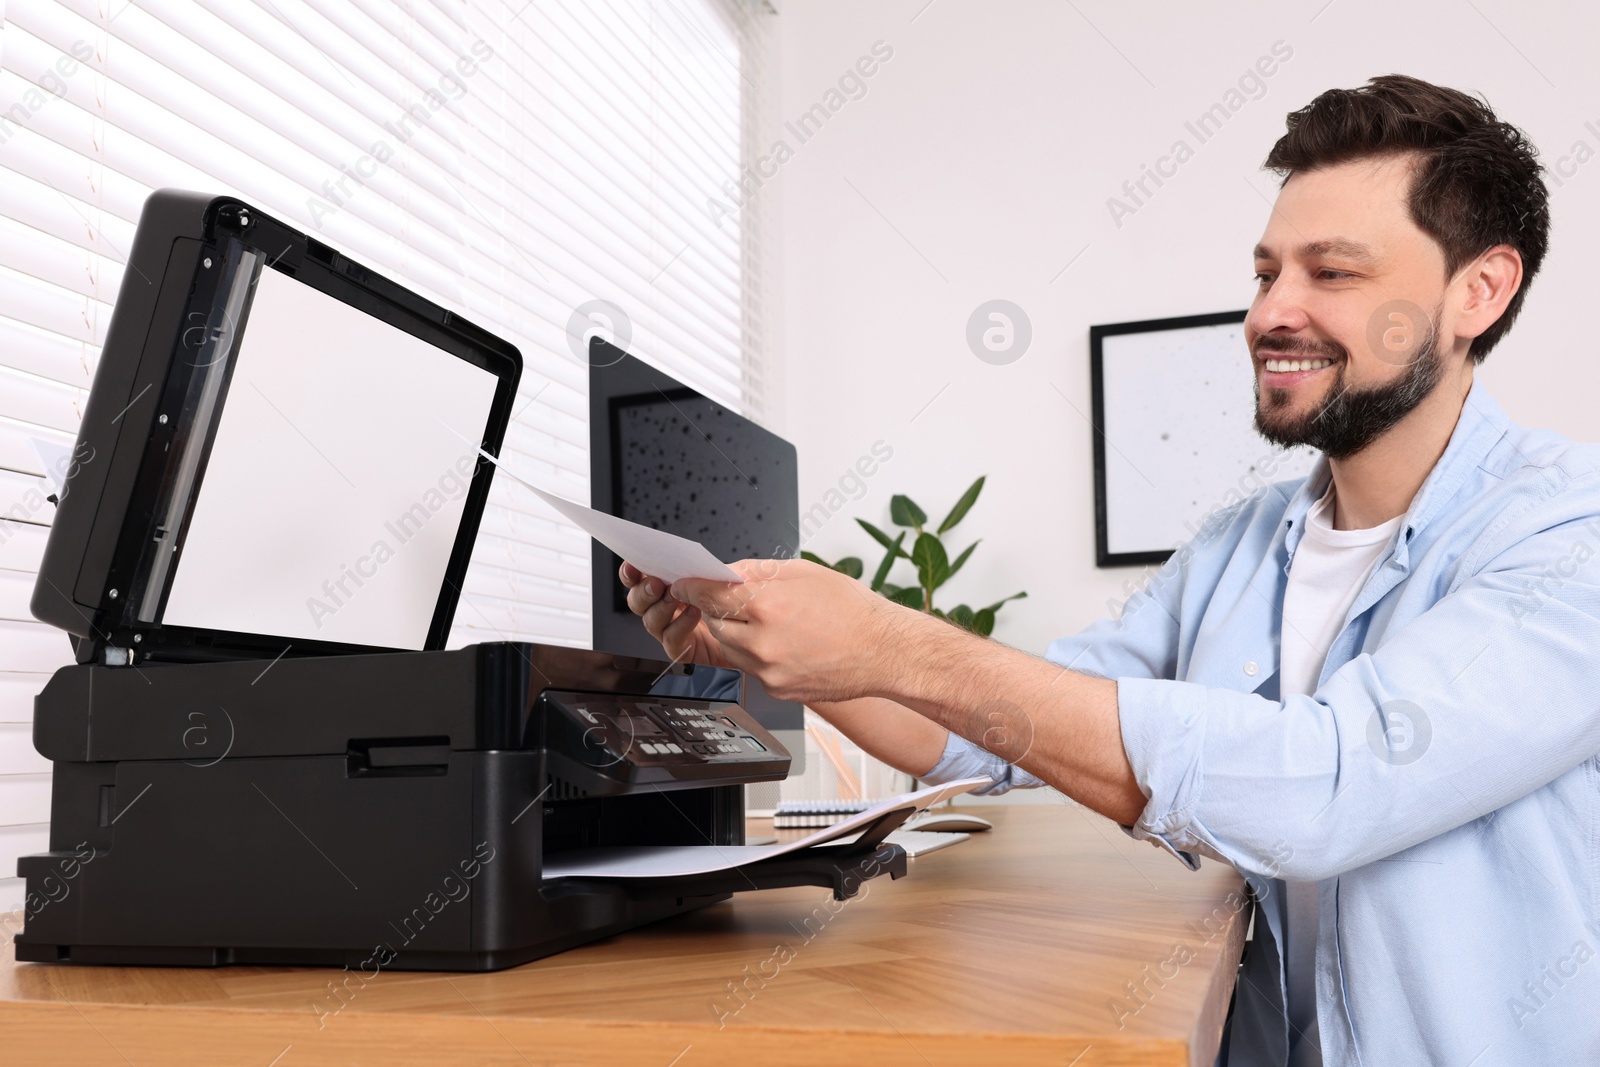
[1253, 304, 1444, 460]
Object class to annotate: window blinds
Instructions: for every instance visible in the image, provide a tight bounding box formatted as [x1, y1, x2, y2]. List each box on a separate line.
[0, 0, 772, 898]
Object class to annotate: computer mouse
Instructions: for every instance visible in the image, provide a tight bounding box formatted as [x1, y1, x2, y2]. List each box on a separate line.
[908, 812, 994, 833]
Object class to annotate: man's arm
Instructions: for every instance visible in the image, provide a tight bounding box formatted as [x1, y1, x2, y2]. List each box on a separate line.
[877, 612, 1147, 824]
[626, 512, 1209, 817]
[673, 487, 1600, 882]
[806, 697, 950, 778]
[668, 558, 1147, 824]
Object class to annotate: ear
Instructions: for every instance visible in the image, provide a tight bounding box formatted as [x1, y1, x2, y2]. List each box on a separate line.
[1452, 244, 1523, 344]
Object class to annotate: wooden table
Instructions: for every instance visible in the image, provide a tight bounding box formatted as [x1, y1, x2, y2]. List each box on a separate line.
[0, 803, 1247, 1066]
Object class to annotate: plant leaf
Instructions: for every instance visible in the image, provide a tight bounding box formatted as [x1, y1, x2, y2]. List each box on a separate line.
[949, 604, 975, 629]
[930, 607, 946, 619]
[832, 557, 864, 580]
[983, 591, 1028, 613]
[972, 608, 995, 636]
[800, 550, 829, 566]
[937, 476, 986, 534]
[911, 532, 949, 592]
[870, 531, 906, 591]
[888, 585, 924, 609]
[889, 494, 927, 528]
[856, 519, 899, 553]
[946, 540, 980, 581]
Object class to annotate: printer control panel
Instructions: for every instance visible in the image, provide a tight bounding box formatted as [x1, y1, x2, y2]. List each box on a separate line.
[534, 689, 788, 789]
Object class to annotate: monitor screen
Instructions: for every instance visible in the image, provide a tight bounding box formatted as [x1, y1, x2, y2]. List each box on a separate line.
[608, 388, 798, 609]
[588, 344, 804, 755]
[158, 264, 502, 650]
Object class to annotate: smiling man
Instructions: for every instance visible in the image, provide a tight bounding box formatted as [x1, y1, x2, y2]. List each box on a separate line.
[621, 76, 1600, 1065]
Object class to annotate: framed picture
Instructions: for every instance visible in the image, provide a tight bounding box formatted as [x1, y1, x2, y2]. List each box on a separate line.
[1089, 310, 1319, 567]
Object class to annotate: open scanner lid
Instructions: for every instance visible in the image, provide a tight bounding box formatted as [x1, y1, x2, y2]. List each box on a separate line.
[32, 191, 522, 663]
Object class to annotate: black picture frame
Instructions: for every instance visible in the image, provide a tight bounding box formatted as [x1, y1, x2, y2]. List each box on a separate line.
[1089, 309, 1249, 568]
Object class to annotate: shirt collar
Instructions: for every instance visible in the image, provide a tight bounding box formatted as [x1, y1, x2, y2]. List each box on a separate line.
[1281, 377, 1511, 564]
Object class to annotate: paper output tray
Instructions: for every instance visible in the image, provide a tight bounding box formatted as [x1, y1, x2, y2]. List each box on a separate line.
[541, 806, 915, 904]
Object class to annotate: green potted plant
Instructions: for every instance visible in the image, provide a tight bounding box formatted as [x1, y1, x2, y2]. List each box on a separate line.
[802, 476, 1025, 636]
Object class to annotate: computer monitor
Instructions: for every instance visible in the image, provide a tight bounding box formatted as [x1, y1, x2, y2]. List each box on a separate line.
[587, 339, 804, 768]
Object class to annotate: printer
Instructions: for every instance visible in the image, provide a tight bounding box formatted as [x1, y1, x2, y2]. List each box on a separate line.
[13, 191, 910, 972]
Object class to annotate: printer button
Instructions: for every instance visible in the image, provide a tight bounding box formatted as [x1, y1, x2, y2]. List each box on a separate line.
[666, 742, 682, 754]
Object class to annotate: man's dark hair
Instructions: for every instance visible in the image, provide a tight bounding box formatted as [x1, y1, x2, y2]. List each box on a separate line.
[1264, 74, 1549, 363]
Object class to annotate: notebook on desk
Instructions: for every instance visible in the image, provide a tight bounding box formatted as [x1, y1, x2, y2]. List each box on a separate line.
[773, 798, 878, 829]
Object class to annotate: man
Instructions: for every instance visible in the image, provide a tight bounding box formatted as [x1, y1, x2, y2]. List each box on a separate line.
[622, 75, 1600, 1065]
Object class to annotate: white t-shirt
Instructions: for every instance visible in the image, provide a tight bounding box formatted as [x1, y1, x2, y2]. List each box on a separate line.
[1279, 485, 1402, 1067]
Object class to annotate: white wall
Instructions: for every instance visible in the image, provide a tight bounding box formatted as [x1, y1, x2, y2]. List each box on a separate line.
[768, 0, 1600, 666]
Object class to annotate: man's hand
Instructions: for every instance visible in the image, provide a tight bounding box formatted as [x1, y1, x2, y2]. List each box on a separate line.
[668, 557, 917, 703]
[626, 557, 950, 778]
[620, 561, 732, 669]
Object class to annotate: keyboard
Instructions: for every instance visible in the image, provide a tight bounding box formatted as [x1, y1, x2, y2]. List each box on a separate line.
[881, 829, 971, 858]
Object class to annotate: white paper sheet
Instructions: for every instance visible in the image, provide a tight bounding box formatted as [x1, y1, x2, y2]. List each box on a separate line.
[439, 421, 742, 584]
[541, 777, 993, 880]
[30, 438, 71, 496]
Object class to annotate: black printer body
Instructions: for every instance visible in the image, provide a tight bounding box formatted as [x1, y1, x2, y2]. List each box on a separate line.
[21, 641, 793, 971]
[14, 191, 904, 972]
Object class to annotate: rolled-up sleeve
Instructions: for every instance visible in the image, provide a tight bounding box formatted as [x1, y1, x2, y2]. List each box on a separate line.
[919, 729, 1040, 794]
[1117, 500, 1600, 883]
[1116, 676, 1221, 870]
[925, 502, 1252, 803]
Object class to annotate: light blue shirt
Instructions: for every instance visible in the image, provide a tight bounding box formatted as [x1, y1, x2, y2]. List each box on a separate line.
[924, 382, 1600, 1065]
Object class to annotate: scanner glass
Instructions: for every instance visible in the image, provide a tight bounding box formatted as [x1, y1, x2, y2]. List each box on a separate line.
[156, 259, 501, 650]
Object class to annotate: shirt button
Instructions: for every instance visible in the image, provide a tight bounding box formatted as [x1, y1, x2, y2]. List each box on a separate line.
[1243, 661, 1259, 677]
